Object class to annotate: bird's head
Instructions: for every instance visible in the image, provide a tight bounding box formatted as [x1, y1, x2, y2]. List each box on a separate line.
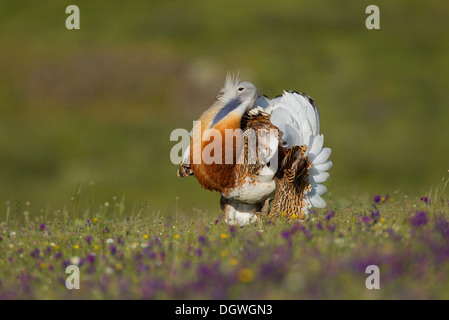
[209, 75, 258, 128]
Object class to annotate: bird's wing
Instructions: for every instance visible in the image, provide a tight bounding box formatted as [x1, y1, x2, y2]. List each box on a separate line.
[265, 91, 332, 209]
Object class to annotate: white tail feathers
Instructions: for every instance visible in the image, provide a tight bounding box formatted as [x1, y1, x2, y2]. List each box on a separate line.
[265, 91, 332, 209]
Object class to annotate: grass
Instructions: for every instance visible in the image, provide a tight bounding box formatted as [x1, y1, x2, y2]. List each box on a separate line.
[0, 177, 448, 299]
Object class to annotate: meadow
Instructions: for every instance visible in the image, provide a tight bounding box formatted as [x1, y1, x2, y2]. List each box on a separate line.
[0, 177, 448, 299]
[0, 1, 448, 299]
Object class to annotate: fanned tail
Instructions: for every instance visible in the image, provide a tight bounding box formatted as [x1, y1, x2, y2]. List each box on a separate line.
[266, 91, 332, 218]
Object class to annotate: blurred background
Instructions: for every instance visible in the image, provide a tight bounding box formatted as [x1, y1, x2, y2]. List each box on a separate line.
[0, 0, 448, 217]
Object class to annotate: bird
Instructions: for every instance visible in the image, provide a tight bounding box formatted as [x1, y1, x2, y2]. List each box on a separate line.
[178, 74, 332, 225]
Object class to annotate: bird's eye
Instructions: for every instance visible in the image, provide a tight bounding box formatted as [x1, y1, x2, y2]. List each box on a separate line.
[238, 87, 245, 92]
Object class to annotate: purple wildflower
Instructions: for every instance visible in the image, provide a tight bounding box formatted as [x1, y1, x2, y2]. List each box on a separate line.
[198, 235, 207, 244]
[40, 223, 45, 231]
[110, 245, 117, 255]
[259, 262, 287, 282]
[195, 248, 203, 257]
[137, 263, 149, 273]
[325, 210, 335, 221]
[149, 252, 157, 260]
[410, 211, 429, 227]
[281, 230, 290, 240]
[77, 259, 85, 267]
[302, 228, 313, 241]
[197, 263, 215, 278]
[371, 211, 380, 219]
[362, 216, 371, 224]
[316, 222, 323, 230]
[30, 248, 40, 258]
[133, 252, 143, 261]
[86, 235, 93, 244]
[86, 253, 96, 264]
[435, 217, 449, 238]
[290, 223, 303, 234]
[420, 197, 430, 204]
[374, 195, 381, 203]
[62, 260, 71, 268]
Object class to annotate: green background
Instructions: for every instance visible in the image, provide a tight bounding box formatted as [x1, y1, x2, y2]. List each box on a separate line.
[0, 1, 448, 217]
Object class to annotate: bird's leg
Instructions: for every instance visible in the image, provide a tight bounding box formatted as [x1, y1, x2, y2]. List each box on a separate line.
[250, 198, 272, 222]
[258, 198, 272, 216]
[220, 196, 258, 226]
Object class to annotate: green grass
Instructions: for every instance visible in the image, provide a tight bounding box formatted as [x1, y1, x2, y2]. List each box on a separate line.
[0, 177, 448, 299]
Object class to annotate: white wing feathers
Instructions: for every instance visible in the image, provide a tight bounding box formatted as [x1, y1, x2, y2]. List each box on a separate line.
[265, 91, 333, 209]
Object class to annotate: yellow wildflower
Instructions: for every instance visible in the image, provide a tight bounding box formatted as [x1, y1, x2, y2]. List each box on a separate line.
[238, 268, 254, 283]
